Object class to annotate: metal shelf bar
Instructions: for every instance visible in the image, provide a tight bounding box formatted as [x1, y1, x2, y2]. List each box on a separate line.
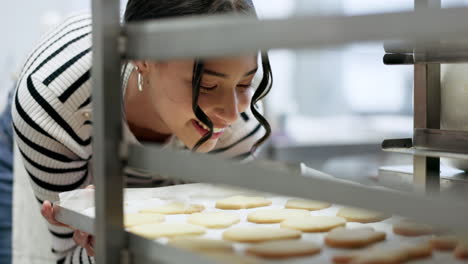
[127, 144, 468, 233]
[91, 0, 126, 263]
[123, 7, 468, 60]
[412, 0, 442, 194]
[414, 128, 468, 154]
[382, 138, 468, 160]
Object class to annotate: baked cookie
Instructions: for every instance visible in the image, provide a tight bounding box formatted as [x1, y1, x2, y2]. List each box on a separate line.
[140, 201, 204, 215]
[333, 248, 408, 264]
[429, 235, 459, 251]
[246, 240, 321, 259]
[247, 209, 310, 224]
[337, 207, 389, 223]
[280, 215, 346, 232]
[401, 242, 433, 260]
[216, 196, 272, 210]
[223, 227, 301, 243]
[188, 212, 240, 229]
[393, 220, 434, 237]
[124, 213, 165, 228]
[455, 238, 468, 260]
[168, 237, 234, 253]
[325, 227, 386, 249]
[285, 199, 331, 211]
[128, 223, 205, 239]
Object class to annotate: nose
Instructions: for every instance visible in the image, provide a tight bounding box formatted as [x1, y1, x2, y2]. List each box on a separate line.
[213, 91, 239, 125]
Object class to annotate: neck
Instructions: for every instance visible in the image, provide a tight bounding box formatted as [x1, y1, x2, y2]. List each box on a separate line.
[124, 69, 171, 143]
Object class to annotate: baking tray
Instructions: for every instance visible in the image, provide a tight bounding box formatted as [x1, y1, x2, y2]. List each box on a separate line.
[55, 183, 466, 264]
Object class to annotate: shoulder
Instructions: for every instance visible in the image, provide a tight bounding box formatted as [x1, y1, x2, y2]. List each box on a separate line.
[12, 12, 94, 159]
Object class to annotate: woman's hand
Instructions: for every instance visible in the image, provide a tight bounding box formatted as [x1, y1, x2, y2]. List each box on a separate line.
[41, 185, 95, 256]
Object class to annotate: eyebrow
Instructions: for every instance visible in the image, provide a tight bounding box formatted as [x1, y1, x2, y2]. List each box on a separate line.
[203, 67, 258, 78]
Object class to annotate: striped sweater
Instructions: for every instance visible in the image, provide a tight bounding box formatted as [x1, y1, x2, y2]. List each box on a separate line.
[12, 13, 264, 264]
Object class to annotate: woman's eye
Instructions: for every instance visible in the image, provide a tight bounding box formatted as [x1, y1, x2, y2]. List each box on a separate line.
[200, 84, 217, 91]
[237, 84, 252, 92]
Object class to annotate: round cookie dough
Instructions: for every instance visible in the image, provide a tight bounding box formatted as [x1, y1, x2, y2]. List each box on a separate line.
[246, 240, 321, 259]
[337, 207, 389, 223]
[215, 195, 272, 210]
[325, 227, 386, 249]
[285, 199, 331, 211]
[124, 213, 165, 228]
[128, 223, 205, 239]
[188, 212, 240, 229]
[280, 215, 346, 232]
[168, 237, 234, 253]
[223, 227, 301, 243]
[139, 201, 205, 215]
[247, 209, 310, 224]
[393, 220, 434, 237]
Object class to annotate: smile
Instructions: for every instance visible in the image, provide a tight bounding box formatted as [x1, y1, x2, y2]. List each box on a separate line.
[191, 119, 226, 139]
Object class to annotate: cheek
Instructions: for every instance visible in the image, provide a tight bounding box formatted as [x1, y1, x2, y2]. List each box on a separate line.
[149, 79, 194, 122]
[238, 91, 253, 112]
[156, 78, 193, 104]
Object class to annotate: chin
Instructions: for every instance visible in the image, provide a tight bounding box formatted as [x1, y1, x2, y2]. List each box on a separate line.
[193, 140, 217, 153]
[183, 138, 217, 153]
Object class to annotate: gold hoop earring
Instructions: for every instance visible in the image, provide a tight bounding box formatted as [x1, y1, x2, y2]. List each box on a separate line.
[136, 66, 143, 92]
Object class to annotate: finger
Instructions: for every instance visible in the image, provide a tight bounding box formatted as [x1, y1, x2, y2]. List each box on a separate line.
[73, 230, 83, 246]
[41, 201, 64, 226]
[74, 232, 95, 257]
[85, 235, 95, 256]
[73, 231, 88, 248]
[85, 245, 95, 257]
[85, 185, 95, 189]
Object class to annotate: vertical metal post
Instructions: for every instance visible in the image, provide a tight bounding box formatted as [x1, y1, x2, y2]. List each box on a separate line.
[413, 0, 441, 193]
[92, 0, 126, 263]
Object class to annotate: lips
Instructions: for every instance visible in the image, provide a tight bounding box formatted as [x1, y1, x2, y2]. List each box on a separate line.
[191, 119, 225, 140]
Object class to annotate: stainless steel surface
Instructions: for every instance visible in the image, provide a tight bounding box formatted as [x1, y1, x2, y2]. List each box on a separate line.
[91, 0, 126, 263]
[380, 165, 468, 183]
[382, 138, 468, 160]
[127, 143, 468, 233]
[414, 128, 468, 154]
[412, 0, 442, 193]
[413, 156, 440, 193]
[123, 7, 468, 60]
[379, 165, 468, 198]
[414, 65, 440, 130]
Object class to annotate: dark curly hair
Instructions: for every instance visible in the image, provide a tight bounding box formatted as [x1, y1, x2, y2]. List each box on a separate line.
[124, 0, 273, 153]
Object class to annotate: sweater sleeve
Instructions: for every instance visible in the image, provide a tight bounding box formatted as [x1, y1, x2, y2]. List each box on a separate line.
[12, 75, 94, 264]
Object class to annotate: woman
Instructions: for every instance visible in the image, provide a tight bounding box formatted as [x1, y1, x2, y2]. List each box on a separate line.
[11, 0, 273, 263]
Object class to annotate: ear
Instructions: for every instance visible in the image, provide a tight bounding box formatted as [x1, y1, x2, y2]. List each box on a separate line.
[132, 60, 152, 75]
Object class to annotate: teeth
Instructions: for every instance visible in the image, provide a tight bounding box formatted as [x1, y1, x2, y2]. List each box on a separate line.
[213, 127, 225, 133]
[195, 120, 225, 133]
[196, 120, 210, 130]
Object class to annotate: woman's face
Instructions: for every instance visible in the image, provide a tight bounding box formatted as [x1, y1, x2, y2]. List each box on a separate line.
[144, 55, 258, 152]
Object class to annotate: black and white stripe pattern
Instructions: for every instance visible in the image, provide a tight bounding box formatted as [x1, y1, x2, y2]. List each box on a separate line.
[12, 12, 265, 264]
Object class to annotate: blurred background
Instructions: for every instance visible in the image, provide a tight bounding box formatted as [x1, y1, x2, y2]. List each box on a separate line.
[3, 0, 468, 183]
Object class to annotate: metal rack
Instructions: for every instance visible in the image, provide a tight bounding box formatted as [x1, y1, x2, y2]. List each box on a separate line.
[382, 0, 468, 193]
[83, 0, 468, 263]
